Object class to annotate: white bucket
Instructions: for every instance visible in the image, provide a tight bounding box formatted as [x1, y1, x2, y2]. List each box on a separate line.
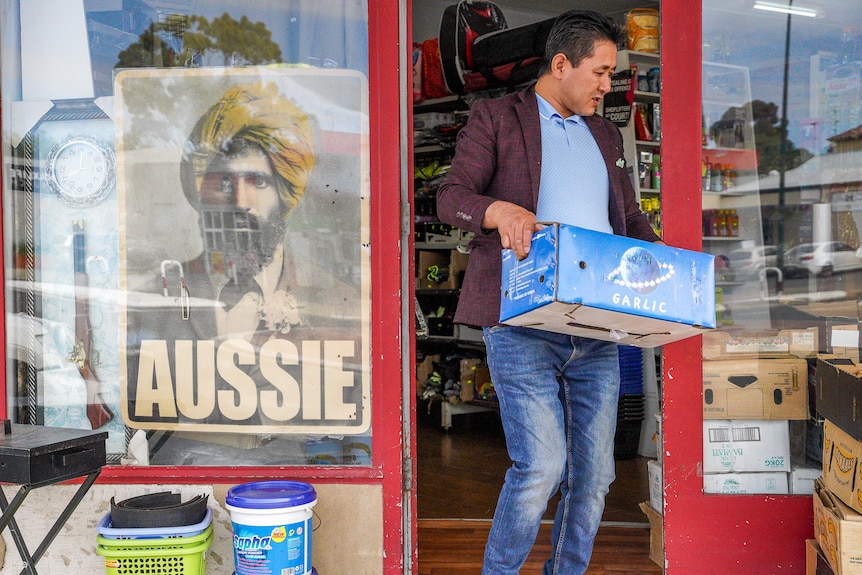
[226, 481, 317, 575]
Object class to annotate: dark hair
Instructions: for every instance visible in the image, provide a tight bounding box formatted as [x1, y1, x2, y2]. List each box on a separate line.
[539, 10, 624, 76]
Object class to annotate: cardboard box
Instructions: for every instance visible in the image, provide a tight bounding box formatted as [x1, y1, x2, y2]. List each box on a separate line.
[499, 224, 715, 348]
[417, 250, 454, 289]
[638, 501, 663, 567]
[703, 419, 790, 473]
[702, 358, 809, 420]
[473, 365, 495, 401]
[816, 358, 862, 441]
[459, 358, 482, 403]
[416, 291, 459, 337]
[416, 249, 469, 290]
[420, 222, 460, 244]
[814, 477, 862, 575]
[647, 459, 662, 511]
[702, 471, 788, 494]
[416, 354, 440, 396]
[703, 328, 819, 360]
[829, 326, 860, 362]
[806, 539, 836, 575]
[822, 419, 862, 515]
[792, 465, 823, 495]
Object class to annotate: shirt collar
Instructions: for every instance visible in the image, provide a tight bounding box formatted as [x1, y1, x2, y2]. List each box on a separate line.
[536, 94, 585, 126]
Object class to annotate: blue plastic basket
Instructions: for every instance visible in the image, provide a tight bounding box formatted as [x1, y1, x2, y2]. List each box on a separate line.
[97, 508, 212, 540]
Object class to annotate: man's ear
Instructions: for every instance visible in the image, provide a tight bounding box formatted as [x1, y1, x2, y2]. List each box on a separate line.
[550, 53, 569, 79]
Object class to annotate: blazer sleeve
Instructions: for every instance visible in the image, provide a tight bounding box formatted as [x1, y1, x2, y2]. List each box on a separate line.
[435, 94, 537, 237]
[435, 98, 500, 235]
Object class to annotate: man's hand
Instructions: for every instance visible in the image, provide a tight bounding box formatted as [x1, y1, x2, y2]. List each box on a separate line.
[483, 201, 543, 260]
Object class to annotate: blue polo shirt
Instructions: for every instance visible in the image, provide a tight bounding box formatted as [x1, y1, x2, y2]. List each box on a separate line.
[534, 94, 612, 233]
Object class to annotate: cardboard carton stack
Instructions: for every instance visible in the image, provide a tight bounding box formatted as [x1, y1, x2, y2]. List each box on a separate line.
[701, 329, 820, 495]
[813, 350, 862, 575]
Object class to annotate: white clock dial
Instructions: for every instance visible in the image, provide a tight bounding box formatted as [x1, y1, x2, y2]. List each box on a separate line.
[45, 133, 116, 207]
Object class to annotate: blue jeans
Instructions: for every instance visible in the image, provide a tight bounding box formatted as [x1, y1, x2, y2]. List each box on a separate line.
[481, 325, 620, 575]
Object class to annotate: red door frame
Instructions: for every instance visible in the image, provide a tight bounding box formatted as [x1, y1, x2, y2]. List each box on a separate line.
[0, 1, 408, 573]
[661, 1, 813, 573]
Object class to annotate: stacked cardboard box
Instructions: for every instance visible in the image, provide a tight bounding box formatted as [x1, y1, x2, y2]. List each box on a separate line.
[807, 539, 836, 575]
[811, 329, 862, 575]
[701, 329, 819, 495]
[813, 475, 862, 575]
[638, 501, 663, 567]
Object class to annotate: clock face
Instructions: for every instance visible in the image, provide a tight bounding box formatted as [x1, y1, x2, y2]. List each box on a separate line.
[45, 133, 116, 207]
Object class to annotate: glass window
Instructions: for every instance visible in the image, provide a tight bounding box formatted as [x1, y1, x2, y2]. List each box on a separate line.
[1, 0, 371, 467]
[702, 0, 862, 494]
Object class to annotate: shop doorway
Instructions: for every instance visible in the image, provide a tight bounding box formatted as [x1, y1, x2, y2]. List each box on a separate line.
[409, 0, 661, 527]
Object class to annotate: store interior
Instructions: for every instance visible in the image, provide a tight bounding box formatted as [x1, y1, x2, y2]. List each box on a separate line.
[411, 0, 661, 525]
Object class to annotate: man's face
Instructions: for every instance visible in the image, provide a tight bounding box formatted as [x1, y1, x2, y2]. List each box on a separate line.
[555, 39, 617, 117]
[200, 144, 280, 220]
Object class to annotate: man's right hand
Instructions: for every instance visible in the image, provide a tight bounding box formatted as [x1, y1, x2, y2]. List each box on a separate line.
[483, 201, 543, 260]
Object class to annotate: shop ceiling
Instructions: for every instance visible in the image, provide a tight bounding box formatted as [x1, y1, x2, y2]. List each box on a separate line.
[490, 0, 659, 20]
[412, 0, 660, 42]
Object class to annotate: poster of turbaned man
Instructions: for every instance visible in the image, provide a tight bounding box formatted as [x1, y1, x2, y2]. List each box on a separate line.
[115, 67, 370, 437]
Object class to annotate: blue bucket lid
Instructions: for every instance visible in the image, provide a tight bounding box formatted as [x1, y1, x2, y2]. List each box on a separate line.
[226, 480, 316, 509]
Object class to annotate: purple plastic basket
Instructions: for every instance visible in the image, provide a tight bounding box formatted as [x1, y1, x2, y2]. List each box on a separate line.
[96, 508, 212, 539]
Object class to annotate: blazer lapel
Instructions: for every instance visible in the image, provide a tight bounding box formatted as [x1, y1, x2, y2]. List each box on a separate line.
[515, 86, 543, 208]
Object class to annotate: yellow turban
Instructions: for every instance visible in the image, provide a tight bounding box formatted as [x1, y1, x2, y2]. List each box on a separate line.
[181, 81, 316, 218]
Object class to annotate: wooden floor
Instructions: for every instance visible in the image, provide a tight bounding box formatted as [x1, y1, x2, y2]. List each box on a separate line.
[416, 399, 662, 574]
[418, 521, 660, 575]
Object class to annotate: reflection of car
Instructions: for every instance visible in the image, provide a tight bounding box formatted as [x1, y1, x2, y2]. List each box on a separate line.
[783, 242, 862, 277]
[727, 245, 777, 279]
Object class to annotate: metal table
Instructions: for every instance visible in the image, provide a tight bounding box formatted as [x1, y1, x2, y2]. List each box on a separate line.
[0, 422, 107, 575]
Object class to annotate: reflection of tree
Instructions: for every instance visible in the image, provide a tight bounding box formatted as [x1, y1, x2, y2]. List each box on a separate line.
[709, 99, 812, 176]
[116, 13, 281, 69]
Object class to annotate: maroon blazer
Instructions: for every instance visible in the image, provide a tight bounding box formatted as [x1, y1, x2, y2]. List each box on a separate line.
[436, 84, 662, 328]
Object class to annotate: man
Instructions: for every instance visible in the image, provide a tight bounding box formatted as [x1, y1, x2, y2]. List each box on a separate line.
[436, 10, 663, 575]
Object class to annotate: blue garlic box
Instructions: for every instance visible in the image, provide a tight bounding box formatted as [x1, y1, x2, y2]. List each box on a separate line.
[500, 223, 715, 348]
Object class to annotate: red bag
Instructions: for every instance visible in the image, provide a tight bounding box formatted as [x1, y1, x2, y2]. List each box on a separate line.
[421, 38, 451, 100]
[462, 57, 541, 93]
[438, 1, 508, 95]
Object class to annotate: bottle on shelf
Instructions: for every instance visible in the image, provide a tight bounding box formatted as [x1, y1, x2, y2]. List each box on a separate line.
[726, 208, 738, 237]
[716, 210, 728, 237]
[651, 152, 661, 190]
[702, 158, 712, 192]
[711, 162, 723, 193]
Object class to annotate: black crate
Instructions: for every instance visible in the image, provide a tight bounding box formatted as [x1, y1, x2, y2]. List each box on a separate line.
[0, 424, 107, 485]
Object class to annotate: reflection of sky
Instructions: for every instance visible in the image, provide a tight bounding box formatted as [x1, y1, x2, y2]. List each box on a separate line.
[704, 0, 862, 155]
[84, 0, 368, 96]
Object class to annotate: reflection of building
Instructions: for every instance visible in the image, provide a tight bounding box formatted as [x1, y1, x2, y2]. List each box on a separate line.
[738, 142, 862, 248]
[828, 123, 862, 153]
[200, 205, 263, 282]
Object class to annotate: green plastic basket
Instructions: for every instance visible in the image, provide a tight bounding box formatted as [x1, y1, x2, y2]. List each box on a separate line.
[96, 529, 212, 575]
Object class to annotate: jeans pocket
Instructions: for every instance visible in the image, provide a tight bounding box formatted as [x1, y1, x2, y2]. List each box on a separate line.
[485, 324, 509, 335]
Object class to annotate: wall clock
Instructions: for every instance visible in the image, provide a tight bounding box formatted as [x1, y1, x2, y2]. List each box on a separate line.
[44, 132, 116, 207]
